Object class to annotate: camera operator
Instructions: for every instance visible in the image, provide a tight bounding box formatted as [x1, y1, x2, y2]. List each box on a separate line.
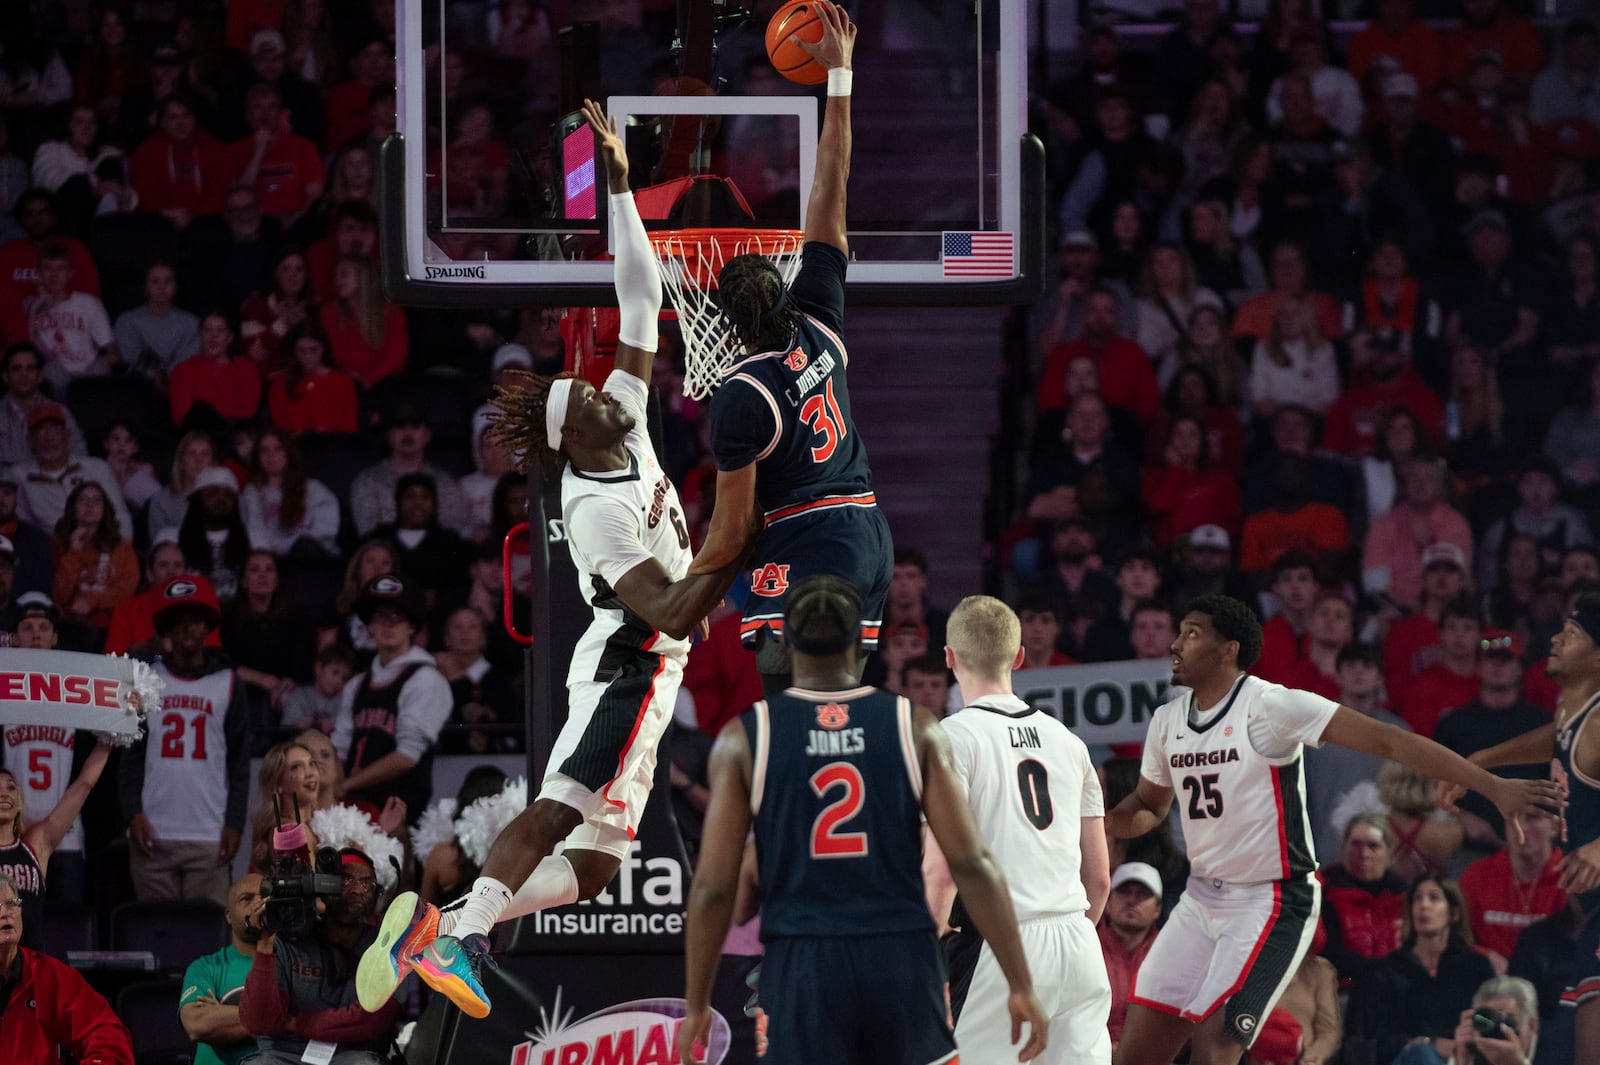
[1447, 975, 1539, 1065]
[237, 848, 400, 1064]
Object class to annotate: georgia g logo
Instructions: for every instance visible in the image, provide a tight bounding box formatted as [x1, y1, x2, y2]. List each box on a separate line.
[751, 563, 791, 597]
[1235, 1013, 1258, 1035]
[165, 579, 198, 599]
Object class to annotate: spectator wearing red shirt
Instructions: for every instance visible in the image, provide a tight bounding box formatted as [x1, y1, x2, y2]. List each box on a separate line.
[1140, 413, 1240, 547]
[1440, 0, 1544, 91]
[307, 200, 379, 301]
[323, 38, 390, 151]
[1231, 241, 1343, 342]
[1098, 862, 1161, 1051]
[1383, 542, 1469, 693]
[319, 256, 407, 388]
[1324, 329, 1445, 456]
[227, 83, 325, 219]
[1350, 242, 1438, 344]
[128, 94, 231, 227]
[1458, 816, 1565, 964]
[169, 312, 264, 426]
[1016, 592, 1078, 670]
[1239, 455, 1350, 579]
[1319, 813, 1409, 984]
[1285, 593, 1351, 700]
[1347, 0, 1441, 93]
[1362, 460, 1474, 613]
[682, 604, 764, 734]
[103, 540, 222, 654]
[1394, 596, 1481, 737]
[1036, 288, 1160, 424]
[1255, 550, 1319, 685]
[266, 323, 359, 434]
[0, 191, 100, 346]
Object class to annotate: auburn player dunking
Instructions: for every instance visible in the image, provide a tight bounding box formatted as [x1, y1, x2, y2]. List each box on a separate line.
[357, 98, 752, 1020]
[1439, 592, 1600, 1064]
[688, 4, 893, 692]
[681, 576, 1048, 1065]
[1106, 595, 1563, 1065]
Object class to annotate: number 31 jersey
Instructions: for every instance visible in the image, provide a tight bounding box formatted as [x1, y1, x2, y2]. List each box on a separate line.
[943, 694, 1103, 921]
[743, 686, 932, 939]
[1141, 675, 1338, 885]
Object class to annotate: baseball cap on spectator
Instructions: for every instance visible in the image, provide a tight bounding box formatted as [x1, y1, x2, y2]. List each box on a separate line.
[15, 592, 59, 624]
[153, 576, 222, 633]
[1110, 861, 1163, 899]
[492, 343, 534, 373]
[252, 30, 286, 55]
[355, 574, 428, 628]
[1480, 627, 1524, 658]
[189, 466, 239, 497]
[1462, 210, 1509, 237]
[1061, 230, 1098, 251]
[1421, 543, 1466, 572]
[1383, 73, 1419, 99]
[27, 402, 66, 432]
[1189, 525, 1230, 552]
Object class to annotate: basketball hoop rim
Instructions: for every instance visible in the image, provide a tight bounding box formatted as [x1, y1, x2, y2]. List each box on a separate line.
[648, 228, 807, 290]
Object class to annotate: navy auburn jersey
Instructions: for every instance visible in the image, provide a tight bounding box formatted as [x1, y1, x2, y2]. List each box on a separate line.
[708, 243, 874, 516]
[1555, 690, 1600, 909]
[743, 685, 932, 939]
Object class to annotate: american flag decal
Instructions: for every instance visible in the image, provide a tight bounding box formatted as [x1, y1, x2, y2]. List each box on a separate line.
[942, 231, 1015, 278]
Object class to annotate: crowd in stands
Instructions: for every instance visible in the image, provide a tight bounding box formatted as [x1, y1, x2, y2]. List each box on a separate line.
[0, 0, 1594, 1061]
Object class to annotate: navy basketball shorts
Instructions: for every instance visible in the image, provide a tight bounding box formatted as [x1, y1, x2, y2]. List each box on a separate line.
[755, 931, 957, 1065]
[1562, 897, 1600, 1010]
[740, 502, 893, 651]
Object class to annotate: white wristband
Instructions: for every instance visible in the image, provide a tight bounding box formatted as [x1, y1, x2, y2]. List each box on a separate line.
[827, 68, 852, 97]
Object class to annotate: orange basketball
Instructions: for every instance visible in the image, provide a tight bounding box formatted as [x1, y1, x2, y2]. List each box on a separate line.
[766, 0, 827, 85]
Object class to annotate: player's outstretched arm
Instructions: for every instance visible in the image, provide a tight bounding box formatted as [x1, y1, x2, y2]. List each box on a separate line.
[686, 463, 759, 576]
[796, 2, 855, 255]
[1320, 706, 1565, 842]
[680, 721, 754, 1065]
[25, 739, 110, 867]
[1104, 776, 1175, 840]
[916, 710, 1048, 1062]
[1433, 722, 1558, 812]
[581, 98, 660, 384]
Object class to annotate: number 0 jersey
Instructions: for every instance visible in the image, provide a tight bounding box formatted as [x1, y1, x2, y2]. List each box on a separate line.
[562, 370, 693, 688]
[943, 693, 1104, 921]
[1141, 675, 1338, 885]
[743, 686, 932, 939]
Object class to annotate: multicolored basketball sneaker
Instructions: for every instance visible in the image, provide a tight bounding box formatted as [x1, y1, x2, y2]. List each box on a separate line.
[356, 891, 439, 1011]
[412, 932, 496, 1019]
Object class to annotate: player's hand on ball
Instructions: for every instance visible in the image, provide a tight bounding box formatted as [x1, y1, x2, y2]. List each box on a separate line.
[580, 98, 627, 185]
[1558, 838, 1600, 894]
[1008, 989, 1049, 1061]
[793, 1, 856, 71]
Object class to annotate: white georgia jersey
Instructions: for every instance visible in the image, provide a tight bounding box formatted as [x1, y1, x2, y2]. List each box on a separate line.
[561, 370, 693, 687]
[2, 725, 82, 851]
[143, 662, 234, 842]
[1142, 674, 1337, 885]
[944, 693, 1105, 920]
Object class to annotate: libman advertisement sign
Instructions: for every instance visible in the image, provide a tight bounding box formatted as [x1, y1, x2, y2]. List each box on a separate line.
[1013, 658, 1182, 745]
[507, 992, 732, 1065]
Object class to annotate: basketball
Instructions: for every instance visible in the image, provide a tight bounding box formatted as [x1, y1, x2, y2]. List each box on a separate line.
[766, 0, 827, 85]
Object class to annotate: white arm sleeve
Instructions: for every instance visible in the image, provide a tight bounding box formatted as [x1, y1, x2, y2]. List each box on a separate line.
[611, 192, 661, 352]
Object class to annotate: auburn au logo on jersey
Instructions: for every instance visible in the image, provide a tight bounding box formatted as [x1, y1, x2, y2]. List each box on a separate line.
[815, 703, 850, 730]
[751, 563, 791, 597]
[783, 348, 808, 371]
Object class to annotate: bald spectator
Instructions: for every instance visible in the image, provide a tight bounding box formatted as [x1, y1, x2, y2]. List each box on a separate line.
[179, 874, 262, 1065]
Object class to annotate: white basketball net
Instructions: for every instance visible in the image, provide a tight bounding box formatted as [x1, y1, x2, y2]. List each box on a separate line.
[650, 229, 806, 400]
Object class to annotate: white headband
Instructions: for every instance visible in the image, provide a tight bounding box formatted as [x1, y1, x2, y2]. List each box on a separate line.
[545, 378, 575, 452]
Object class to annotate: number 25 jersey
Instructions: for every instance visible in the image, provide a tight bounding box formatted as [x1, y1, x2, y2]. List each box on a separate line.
[1141, 675, 1338, 885]
[743, 686, 932, 939]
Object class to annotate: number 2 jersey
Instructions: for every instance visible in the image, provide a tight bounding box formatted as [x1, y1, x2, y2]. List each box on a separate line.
[943, 693, 1104, 921]
[743, 686, 932, 938]
[561, 369, 693, 688]
[1141, 675, 1338, 885]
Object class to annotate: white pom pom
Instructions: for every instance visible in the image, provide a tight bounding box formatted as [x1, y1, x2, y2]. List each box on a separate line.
[454, 777, 529, 867]
[1329, 781, 1387, 846]
[98, 655, 163, 748]
[309, 803, 407, 892]
[411, 798, 459, 861]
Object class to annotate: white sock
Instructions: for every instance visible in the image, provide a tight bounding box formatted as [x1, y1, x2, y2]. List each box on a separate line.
[439, 858, 580, 937]
[448, 876, 512, 941]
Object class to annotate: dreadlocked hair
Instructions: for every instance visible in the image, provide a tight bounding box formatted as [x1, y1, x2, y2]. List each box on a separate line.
[485, 369, 575, 479]
[717, 254, 795, 352]
[784, 575, 864, 651]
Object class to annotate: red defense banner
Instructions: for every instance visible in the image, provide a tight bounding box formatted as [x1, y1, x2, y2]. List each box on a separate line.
[0, 649, 152, 739]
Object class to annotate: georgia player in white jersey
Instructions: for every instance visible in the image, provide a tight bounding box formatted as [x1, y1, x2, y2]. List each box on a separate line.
[1106, 594, 1563, 1065]
[925, 595, 1112, 1064]
[357, 98, 756, 1020]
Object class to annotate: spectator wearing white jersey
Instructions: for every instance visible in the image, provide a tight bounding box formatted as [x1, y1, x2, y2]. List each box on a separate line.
[925, 594, 1113, 1065]
[0, 737, 108, 949]
[119, 576, 250, 906]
